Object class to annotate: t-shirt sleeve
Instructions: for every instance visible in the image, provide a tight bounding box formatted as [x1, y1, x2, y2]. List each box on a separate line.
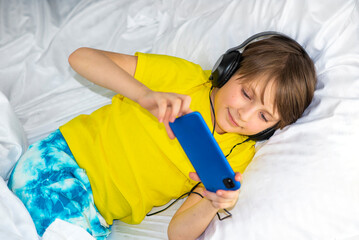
[134, 52, 210, 93]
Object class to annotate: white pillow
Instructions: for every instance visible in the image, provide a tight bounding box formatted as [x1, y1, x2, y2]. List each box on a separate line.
[153, 0, 359, 239]
[0, 91, 27, 180]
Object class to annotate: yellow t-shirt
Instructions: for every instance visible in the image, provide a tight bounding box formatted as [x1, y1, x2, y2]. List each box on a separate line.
[59, 53, 255, 225]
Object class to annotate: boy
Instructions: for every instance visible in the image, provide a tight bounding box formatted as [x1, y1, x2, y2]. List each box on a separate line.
[8, 34, 316, 239]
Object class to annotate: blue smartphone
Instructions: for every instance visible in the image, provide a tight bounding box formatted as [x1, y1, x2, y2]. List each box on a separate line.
[169, 111, 240, 192]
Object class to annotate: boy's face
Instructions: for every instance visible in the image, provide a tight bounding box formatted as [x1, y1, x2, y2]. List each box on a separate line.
[212, 74, 280, 136]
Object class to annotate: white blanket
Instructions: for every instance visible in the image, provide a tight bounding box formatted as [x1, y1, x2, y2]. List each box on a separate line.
[1, 0, 359, 239]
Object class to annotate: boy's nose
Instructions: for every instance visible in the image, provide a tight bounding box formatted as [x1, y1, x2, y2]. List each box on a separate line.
[238, 105, 255, 122]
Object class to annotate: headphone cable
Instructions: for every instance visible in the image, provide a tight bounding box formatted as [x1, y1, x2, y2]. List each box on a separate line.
[209, 86, 216, 135]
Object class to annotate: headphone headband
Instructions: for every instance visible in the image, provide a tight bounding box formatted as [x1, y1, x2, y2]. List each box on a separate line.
[210, 31, 293, 89]
[225, 31, 290, 54]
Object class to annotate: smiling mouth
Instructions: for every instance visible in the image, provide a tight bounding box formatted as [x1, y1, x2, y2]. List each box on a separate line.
[227, 109, 239, 127]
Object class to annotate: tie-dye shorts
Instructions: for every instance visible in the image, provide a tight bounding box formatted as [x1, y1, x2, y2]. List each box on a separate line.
[7, 129, 111, 239]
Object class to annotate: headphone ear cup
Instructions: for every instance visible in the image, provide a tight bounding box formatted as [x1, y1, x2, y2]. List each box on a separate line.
[247, 127, 276, 141]
[210, 51, 242, 88]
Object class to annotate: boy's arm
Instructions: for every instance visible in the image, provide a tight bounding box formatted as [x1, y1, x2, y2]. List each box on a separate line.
[68, 48, 192, 138]
[69, 48, 146, 103]
[167, 172, 241, 240]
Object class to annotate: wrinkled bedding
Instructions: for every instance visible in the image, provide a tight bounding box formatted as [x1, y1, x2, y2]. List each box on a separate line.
[1, 0, 359, 239]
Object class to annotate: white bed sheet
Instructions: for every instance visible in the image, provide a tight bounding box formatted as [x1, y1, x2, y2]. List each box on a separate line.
[1, 0, 359, 239]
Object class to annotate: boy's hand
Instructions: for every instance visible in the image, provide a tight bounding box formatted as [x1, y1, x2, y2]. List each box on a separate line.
[137, 90, 192, 139]
[189, 172, 242, 210]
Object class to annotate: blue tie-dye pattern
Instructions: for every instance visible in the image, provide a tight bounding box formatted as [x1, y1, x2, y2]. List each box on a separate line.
[8, 130, 110, 239]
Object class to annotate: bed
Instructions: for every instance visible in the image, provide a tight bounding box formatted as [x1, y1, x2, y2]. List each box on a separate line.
[1, 0, 359, 239]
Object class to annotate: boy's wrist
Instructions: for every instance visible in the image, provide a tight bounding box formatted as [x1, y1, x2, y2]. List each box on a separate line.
[133, 84, 151, 104]
[201, 196, 221, 212]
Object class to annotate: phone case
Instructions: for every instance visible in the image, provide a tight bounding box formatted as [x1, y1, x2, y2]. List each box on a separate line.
[169, 111, 240, 192]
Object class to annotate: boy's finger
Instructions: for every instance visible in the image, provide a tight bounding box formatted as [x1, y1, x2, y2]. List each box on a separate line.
[189, 172, 201, 182]
[157, 99, 168, 123]
[170, 98, 181, 122]
[164, 122, 175, 139]
[215, 189, 240, 200]
[234, 172, 242, 182]
[203, 190, 225, 202]
[181, 95, 192, 115]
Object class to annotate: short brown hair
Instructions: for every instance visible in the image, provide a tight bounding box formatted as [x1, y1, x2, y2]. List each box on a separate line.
[236, 35, 317, 129]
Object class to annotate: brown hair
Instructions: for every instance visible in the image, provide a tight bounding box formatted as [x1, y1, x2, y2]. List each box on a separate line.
[236, 35, 317, 129]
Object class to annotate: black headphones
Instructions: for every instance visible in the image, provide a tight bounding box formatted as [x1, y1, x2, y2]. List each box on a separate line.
[209, 31, 292, 141]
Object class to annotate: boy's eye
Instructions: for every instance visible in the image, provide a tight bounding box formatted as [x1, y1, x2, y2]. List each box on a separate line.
[242, 89, 251, 100]
[260, 112, 268, 122]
